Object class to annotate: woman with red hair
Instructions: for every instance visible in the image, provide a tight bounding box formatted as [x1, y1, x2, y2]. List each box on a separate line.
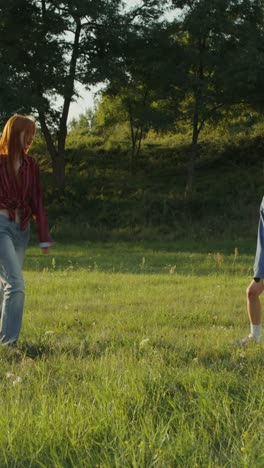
[0, 114, 52, 347]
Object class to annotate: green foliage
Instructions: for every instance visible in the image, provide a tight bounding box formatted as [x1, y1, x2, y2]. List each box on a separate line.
[28, 119, 263, 244]
[92, 95, 128, 140]
[0, 0, 127, 191]
[219, 0, 264, 107]
[100, 16, 180, 169]
[1, 0, 264, 192]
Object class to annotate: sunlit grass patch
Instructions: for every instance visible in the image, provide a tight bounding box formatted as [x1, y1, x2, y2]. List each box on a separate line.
[0, 240, 262, 466]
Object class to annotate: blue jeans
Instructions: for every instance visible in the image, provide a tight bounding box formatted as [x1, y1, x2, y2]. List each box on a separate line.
[0, 215, 30, 345]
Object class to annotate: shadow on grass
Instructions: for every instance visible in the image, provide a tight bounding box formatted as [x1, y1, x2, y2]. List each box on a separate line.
[20, 342, 54, 360]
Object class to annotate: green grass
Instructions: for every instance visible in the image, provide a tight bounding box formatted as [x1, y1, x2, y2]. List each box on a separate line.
[1, 240, 264, 467]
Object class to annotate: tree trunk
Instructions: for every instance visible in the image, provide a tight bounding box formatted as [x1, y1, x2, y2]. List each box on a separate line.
[52, 155, 66, 194]
[36, 18, 81, 194]
[55, 19, 81, 192]
[127, 89, 148, 174]
[56, 126, 67, 194]
[129, 126, 144, 174]
[38, 110, 65, 193]
[130, 146, 136, 174]
[136, 126, 143, 159]
[128, 107, 145, 174]
[185, 37, 206, 200]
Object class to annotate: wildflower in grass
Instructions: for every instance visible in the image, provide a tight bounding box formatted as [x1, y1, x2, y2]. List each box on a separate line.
[12, 376, 22, 386]
[6, 372, 15, 379]
[6, 372, 22, 385]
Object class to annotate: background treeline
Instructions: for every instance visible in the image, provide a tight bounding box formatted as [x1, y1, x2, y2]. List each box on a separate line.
[1, 0, 264, 240]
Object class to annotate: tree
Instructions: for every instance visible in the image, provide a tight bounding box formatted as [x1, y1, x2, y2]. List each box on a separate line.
[169, 0, 264, 197]
[101, 8, 178, 172]
[219, 0, 264, 111]
[0, 0, 123, 193]
[0, 1, 40, 123]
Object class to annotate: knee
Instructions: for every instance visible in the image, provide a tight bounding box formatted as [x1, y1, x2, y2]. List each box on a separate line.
[247, 285, 259, 300]
[5, 277, 25, 294]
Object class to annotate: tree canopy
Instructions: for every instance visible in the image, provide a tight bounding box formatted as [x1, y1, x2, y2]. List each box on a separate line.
[0, 0, 264, 194]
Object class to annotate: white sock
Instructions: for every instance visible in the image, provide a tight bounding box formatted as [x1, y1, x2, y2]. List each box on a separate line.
[250, 324, 262, 339]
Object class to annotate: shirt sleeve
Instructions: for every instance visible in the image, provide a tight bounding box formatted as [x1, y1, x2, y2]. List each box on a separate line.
[30, 160, 53, 246]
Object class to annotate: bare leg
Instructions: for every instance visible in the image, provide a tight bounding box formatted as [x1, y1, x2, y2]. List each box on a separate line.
[247, 280, 264, 325]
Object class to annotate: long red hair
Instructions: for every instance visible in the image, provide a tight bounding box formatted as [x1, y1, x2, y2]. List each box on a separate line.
[0, 115, 36, 178]
[0, 114, 35, 156]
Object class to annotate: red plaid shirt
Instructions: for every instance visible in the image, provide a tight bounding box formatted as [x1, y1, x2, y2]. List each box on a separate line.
[0, 153, 52, 246]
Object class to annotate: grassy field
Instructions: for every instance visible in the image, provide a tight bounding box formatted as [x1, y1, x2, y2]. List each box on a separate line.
[1, 239, 264, 467]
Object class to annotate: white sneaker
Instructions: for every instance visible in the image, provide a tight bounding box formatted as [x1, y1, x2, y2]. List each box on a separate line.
[239, 334, 261, 345]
